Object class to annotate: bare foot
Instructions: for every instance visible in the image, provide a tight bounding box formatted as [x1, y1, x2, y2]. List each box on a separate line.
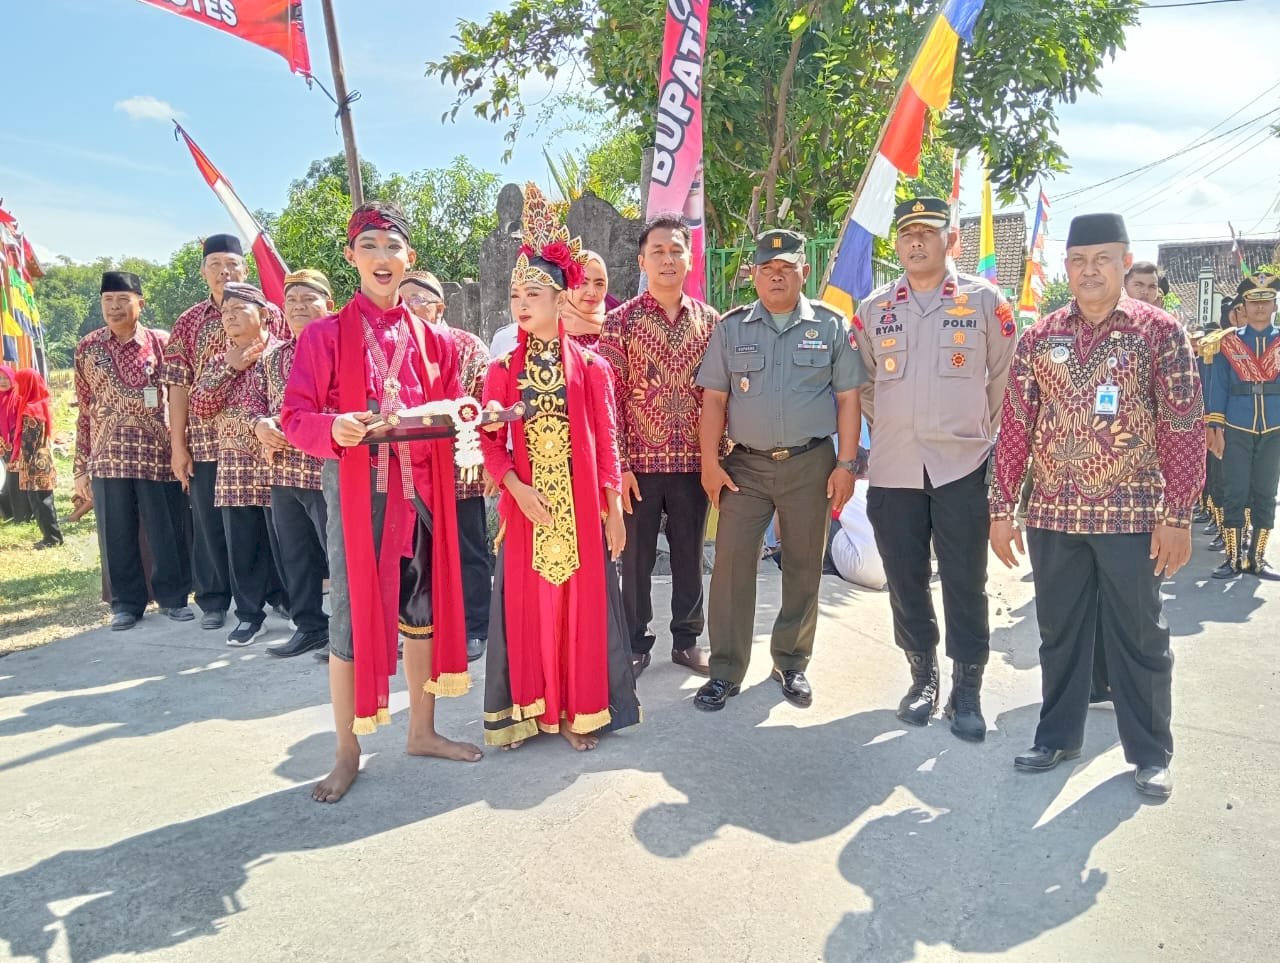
[561, 728, 599, 752]
[501, 740, 526, 751]
[312, 751, 360, 803]
[406, 732, 484, 762]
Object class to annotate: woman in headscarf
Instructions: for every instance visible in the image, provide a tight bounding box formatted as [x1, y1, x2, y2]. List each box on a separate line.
[0, 365, 62, 548]
[558, 250, 610, 351]
[481, 184, 640, 751]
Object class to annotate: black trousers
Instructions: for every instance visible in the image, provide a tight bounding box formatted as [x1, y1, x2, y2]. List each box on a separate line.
[0, 471, 30, 521]
[222, 504, 288, 624]
[1027, 528, 1173, 769]
[1221, 428, 1280, 530]
[866, 463, 990, 665]
[27, 490, 62, 544]
[189, 460, 231, 613]
[92, 477, 191, 615]
[1205, 449, 1223, 508]
[623, 471, 709, 654]
[456, 495, 492, 641]
[270, 485, 328, 633]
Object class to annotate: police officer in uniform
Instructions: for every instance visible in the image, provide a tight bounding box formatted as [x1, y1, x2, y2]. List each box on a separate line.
[695, 229, 867, 710]
[852, 197, 1016, 741]
[1206, 272, 1280, 579]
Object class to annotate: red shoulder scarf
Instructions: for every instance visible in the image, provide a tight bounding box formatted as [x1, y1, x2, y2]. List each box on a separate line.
[336, 297, 468, 731]
[490, 325, 611, 721]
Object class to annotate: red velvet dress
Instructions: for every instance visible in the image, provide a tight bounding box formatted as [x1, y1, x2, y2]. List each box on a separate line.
[480, 325, 640, 745]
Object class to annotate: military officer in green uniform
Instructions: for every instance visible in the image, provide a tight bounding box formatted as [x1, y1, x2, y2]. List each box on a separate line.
[851, 197, 1016, 742]
[1206, 272, 1280, 579]
[695, 229, 868, 711]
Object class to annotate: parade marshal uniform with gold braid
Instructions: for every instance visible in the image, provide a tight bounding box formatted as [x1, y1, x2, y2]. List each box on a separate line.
[1197, 320, 1231, 536]
[480, 183, 640, 747]
[1206, 273, 1280, 579]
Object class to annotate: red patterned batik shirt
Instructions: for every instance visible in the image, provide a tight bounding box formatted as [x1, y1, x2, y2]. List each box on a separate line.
[74, 325, 174, 482]
[162, 298, 288, 462]
[189, 338, 281, 507]
[991, 296, 1205, 533]
[246, 338, 323, 492]
[598, 291, 720, 475]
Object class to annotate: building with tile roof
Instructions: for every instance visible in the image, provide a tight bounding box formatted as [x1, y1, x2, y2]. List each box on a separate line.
[954, 212, 1028, 296]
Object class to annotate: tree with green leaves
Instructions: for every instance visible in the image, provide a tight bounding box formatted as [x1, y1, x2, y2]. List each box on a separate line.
[429, 0, 1141, 239]
[260, 154, 502, 300]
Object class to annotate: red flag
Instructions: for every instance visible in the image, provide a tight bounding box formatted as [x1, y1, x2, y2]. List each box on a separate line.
[175, 123, 289, 306]
[135, 0, 311, 76]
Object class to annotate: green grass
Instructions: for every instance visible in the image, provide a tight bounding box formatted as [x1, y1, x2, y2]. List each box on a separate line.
[0, 369, 108, 653]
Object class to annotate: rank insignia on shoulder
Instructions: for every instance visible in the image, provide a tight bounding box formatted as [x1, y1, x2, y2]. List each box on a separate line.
[952, 292, 970, 306]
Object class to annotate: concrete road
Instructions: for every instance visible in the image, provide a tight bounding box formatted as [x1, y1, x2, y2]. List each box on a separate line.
[0, 526, 1277, 962]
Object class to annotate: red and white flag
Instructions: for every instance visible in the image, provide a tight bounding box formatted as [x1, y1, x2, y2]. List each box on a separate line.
[175, 122, 289, 306]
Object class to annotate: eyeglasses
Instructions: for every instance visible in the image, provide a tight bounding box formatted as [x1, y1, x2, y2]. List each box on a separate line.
[405, 295, 443, 307]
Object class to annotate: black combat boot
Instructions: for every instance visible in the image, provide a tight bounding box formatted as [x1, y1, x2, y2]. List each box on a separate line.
[1250, 529, 1280, 581]
[1212, 528, 1242, 579]
[897, 651, 939, 726]
[944, 662, 987, 742]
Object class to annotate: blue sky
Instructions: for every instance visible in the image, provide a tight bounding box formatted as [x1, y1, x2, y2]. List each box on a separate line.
[2, 0, 1278, 269]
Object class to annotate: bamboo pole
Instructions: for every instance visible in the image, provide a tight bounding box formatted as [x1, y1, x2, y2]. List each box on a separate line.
[320, 0, 365, 208]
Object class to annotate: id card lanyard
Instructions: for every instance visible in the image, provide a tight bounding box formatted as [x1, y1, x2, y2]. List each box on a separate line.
[1095, 343, 1122, 417]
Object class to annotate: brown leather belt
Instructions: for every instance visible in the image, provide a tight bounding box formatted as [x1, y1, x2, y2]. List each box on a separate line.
[733, 437, 827, 461]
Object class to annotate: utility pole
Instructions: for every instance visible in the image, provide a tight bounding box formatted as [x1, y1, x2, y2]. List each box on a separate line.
[319, 0, 364, 208]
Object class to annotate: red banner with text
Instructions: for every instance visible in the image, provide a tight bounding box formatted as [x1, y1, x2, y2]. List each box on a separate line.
[644, 0, 710, 300]
[134, 0, 312, 76]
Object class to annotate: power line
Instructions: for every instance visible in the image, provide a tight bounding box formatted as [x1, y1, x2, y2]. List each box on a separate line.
[1051, 101, 1280, 203]
[1123, 125, 1275, 220]
[1141, 0, 1249, 8]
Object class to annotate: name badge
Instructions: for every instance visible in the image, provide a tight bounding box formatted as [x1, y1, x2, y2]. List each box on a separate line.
[143, 387, 160, 409]
[1094, 385, 1119, 416]
[734, 344, 759, 354]
[798, 340, 829, 350]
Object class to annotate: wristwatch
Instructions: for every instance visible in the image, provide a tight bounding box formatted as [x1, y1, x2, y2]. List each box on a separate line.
[835, 459, 857, 473]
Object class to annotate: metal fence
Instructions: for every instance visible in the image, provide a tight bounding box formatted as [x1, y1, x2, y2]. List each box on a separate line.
[706, 236, 898, 312]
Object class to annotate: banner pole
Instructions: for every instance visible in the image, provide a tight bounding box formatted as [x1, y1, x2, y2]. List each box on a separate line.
[320, 0, 365, 208]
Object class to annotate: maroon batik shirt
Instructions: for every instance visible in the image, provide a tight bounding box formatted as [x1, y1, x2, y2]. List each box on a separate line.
[245, 338, 323, 492]
[74, 325, 173, 482]
[189, 337, 282, 508]
[598, 291, 720, 475]
[991, 296, 1205, 533]
[162, 298, 288, 462]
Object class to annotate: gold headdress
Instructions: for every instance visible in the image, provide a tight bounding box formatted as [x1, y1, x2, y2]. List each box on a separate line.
[511, 183, 590, 290]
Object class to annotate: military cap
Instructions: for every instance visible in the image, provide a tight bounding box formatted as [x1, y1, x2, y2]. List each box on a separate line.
[754, 229, 806, 264]
[1237, 272, 1279, 302]
[100, 271, 142, 295]
[1066, 213, 1128, 248]
[894, 197, 949, 230]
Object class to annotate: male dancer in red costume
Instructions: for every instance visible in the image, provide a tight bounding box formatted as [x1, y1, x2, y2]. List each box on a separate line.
[282, 202, 482, 803]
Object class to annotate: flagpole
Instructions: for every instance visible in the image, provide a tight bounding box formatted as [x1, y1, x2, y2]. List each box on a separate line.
[319, 0, 365, 208]
[819, 1, 948, 293]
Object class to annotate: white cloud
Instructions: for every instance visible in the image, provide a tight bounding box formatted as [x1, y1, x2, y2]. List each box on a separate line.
[114, 95, 184, 123]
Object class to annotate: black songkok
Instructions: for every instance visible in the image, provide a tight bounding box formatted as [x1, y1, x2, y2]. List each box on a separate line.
[203, 234, 244, 257]
[1065, 213, 1129, 248]
[100, 271, 143, 295]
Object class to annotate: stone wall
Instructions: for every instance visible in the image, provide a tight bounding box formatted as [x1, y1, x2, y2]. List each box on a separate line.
[438, 184, 640, 346]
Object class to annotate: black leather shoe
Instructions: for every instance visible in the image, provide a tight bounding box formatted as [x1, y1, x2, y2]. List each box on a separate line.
[1254, 559, 1280, 581]
[1202, 520, 1220, 535]
[631, 652, 652, 679]
[943, 662, 986, 742]
[693, 678, 740, 711]
[467, 637, 487, 662]
[772, 667, 813, 707]
[110, 611, 140, 632]
[267, 628, 329, 658]
[897, 652, 939, 726]
[1014, 745, 1081, 771]
[201, 610, 227, 631]
[163, 605, 195, 622]
[1212, 559, 1240, 580]
[1209, 533, 1225, 550]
